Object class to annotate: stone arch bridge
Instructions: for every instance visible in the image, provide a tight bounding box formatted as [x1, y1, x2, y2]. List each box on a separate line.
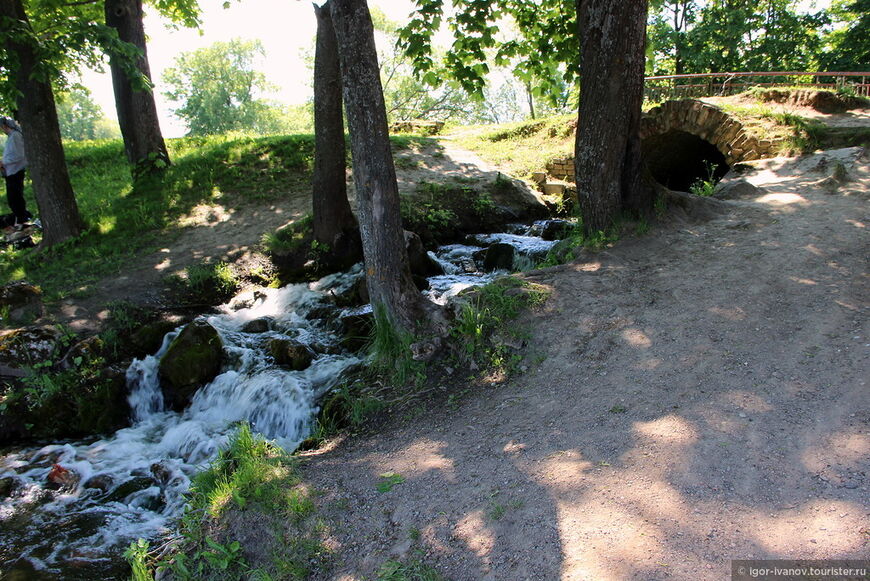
[546, 99, 778, 191]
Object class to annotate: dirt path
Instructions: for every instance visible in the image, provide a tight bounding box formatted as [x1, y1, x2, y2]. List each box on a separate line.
[299, 148, 869, 580]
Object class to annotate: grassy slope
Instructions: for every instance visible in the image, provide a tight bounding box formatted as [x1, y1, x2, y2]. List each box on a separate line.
[1, 134, 317, 301]
[448, 114, 576, 178]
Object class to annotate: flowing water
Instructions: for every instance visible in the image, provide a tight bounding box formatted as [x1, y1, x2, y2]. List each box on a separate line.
[0, 222, 559, 579]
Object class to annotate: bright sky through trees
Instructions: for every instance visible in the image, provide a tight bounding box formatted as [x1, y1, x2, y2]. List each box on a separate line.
[81, 0, 415, 137]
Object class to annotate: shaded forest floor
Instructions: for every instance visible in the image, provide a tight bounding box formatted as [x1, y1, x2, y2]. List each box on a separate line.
[295, 147, 869, 580]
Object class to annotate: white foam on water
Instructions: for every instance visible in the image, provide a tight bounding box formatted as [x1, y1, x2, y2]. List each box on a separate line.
[0, 273, 361, 575]
[0, 230, 554, 575]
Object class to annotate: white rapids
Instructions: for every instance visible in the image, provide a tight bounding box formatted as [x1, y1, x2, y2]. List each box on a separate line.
[0, 223, 562, 577]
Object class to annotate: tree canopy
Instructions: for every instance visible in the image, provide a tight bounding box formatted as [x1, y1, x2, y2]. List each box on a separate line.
[56, 86, 121, 141]
[163, 39, 303, 136]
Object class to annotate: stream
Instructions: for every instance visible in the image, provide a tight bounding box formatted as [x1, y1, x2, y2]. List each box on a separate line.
[0, 222, 561, 579]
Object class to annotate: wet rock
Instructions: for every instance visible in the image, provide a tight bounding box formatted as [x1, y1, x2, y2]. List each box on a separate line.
[241, 317, 273, 334]
[483, 243, 516, 271]
[0, 282, 43, 326]
[540, 219, 573, 241]
[103, 476, 155, 503]
[0, 326, 62, 375]
[159, 320, 223, 411]
[329, 278, 367, 308]
[0, 476, 18, 498]
[150, 462, 172, 485]
[459, 258, 478, 273]
[404, 230, 444, 277]
[268, 338, 314, 371]
[129, 319, 180, 358]
[305, 304, 339, 322]
[84, 474, 114, 493]
[46, 464, 79, 491]
[228, 289, 268, 311]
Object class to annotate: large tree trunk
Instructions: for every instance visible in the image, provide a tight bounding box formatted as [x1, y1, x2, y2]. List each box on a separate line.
[312, 1, 361, 268]
[329, 0, 431, 335]
[105, 0, 170, 175]
[575, 0, 652, 233]
[1, 0, 84, 246]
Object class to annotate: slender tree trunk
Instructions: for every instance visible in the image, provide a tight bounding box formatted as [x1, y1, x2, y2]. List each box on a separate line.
[1, 0, 84, 246]
[525, 81, 536, 119]
[329, 0, 431, 335]
[312, 1, 360, 259]
[105, 0, 170, 175]
[575, 0, 652, 234]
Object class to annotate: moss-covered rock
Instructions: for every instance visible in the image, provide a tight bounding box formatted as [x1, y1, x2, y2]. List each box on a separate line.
[268, 338, 314, 371]
[129, 319, 181, 358]
[0, 282, 43, 327]
[0, 326, 62, 375]
[159, 320, 223, 410]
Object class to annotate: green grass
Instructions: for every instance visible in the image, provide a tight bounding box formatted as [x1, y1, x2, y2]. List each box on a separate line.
[0, 134, 317, 301]
[129, 423, 327, 580]
[453, 276, 550, 373]
[450, 114, 575, 177]
[377, 556, 444, 581]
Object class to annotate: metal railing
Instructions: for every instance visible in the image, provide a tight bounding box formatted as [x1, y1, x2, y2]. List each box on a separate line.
[644, 71, 870, 102]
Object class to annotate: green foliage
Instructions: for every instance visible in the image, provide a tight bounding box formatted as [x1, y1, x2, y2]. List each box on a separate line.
[167, 261, 240, 306]
[377, 556, 444, 581]
[56, 86, 121, 142]
[689, 161, 717, 197]
[2, 332, 127, 439]
[649, 0, 830, 76]
[145, 424, 325, 580]
[452, 276, 549, 373]
[125, 538, 154, 581]
[0, 133, 315, 300]
[164, 39, 308, 136]
[819, 0, 870, 71]
[377, 472, 406, 493]
[398, 0, 577, 109]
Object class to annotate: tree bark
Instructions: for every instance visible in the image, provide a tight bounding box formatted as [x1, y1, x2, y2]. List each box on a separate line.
[105, 0, 170, 175]
[312, 1, 360, 263]
[1, 0, 85, 246]
[329, 0, 431, 335]
[575, 0, 652, 234]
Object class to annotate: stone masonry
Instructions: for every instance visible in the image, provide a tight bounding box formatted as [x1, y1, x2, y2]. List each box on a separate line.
[546, 99, 778, 182]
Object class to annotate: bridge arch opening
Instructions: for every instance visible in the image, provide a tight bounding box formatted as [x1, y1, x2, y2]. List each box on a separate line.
[643, 129, 729, 192]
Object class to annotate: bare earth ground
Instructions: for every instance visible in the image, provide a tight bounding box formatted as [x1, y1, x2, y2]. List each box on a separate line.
[297, 148, 869, 580]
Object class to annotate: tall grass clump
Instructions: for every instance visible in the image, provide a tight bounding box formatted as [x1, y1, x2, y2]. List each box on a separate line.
[453, 276, 550, 373]
[128, 423, 327, 580]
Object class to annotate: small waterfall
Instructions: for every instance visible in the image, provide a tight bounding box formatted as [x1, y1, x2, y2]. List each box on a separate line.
[0, 277, 362, 577]
[0, 225, 562, 578]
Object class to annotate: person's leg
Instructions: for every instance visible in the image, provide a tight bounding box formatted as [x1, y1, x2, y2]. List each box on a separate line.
[5, 170, 29, 223]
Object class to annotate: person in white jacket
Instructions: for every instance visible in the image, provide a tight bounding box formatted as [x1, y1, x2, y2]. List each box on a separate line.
[0, 116, 31, 226]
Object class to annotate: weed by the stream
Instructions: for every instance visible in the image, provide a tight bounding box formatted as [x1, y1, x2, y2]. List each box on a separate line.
[127, 423, 327, 580]
[377, 553, 445, 581]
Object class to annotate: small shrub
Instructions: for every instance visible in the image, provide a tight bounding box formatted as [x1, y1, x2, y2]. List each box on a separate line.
[452, 277, 550, 373]
[141, 423, 326, 580]
[168, 261, 240, 306]
[262, 214, 313, 256]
